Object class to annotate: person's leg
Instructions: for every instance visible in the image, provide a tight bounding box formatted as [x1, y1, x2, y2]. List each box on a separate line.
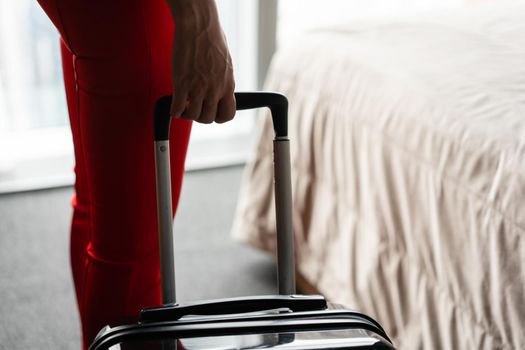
[37, 0, 192, 347]
[60, 40, 90, 320]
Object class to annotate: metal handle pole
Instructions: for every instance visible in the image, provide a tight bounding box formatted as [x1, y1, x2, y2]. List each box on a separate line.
[154, 140, 176, 305]
[273, 138, 296, 294]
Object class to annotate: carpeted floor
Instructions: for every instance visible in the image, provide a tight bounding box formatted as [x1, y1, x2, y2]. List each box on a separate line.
[0, 166, 276, 349]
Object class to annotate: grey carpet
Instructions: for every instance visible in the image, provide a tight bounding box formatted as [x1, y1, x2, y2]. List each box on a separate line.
[0, 166, 276, 349]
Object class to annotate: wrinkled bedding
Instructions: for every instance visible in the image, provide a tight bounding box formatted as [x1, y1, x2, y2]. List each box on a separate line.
[231, 2, 525, 349]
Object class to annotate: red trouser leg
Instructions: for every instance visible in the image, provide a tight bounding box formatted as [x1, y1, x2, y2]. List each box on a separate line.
[37, 1, 192, 348]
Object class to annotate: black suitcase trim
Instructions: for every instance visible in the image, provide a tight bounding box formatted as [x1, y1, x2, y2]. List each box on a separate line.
[90, 309, 392, 349]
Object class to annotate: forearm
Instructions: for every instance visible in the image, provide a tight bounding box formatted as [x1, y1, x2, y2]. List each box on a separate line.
[166, 0, 220, 29]
[166, 0, 236, 124]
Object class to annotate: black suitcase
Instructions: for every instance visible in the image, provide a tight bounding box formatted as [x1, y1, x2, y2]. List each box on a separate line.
[89, 92, 394, 350]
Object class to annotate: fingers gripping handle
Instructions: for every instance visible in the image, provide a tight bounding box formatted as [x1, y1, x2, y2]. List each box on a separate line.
[154, 92, 288, 141]
[153, 92, 295, 304]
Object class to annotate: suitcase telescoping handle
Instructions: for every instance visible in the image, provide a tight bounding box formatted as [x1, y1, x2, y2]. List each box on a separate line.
[153, 92, 295, 305]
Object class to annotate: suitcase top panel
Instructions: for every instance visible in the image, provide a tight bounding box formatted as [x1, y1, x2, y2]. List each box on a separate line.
[93, 327, 392, 350]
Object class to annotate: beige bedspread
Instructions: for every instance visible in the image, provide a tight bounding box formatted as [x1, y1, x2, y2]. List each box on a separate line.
[231, 2, 525, 349]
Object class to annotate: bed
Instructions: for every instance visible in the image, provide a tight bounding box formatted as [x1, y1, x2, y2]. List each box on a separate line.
[231, 2, 525, 349]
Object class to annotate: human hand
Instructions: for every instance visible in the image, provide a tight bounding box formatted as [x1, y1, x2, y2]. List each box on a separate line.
[167, 0, 236, 124]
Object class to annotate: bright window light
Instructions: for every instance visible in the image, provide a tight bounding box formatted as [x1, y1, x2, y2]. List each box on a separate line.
[0, 0, 259, 193]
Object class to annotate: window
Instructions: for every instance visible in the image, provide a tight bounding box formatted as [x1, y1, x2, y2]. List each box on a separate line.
[0, 0, 71, 192]
[0, 0, 262, 193]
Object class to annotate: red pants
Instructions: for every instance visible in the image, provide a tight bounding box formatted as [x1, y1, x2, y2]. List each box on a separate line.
[36, 1, 192, 348]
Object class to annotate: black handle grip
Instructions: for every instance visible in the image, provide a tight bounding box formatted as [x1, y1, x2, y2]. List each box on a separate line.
[154, 92, 288, 141]
[234, 92, 288, 137]
[139, 295, 326, 323]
